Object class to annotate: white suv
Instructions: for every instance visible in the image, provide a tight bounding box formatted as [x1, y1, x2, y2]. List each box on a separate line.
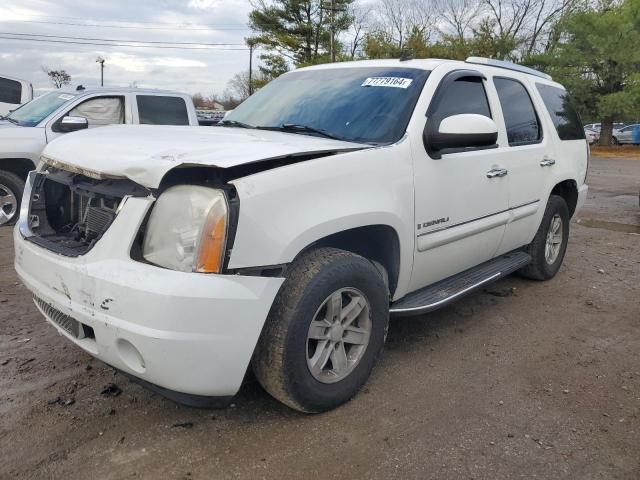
[14, 57, 588, 412]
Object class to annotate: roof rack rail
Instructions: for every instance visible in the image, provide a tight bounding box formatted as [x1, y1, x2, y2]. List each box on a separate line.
[465, 56, 552, 80]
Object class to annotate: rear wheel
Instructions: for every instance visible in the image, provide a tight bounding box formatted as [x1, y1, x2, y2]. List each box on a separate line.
[610, 136, 619, 145]
[519, 195, 570, 280]
[0, 170, 24, 227]
[252, 248, 389, 413]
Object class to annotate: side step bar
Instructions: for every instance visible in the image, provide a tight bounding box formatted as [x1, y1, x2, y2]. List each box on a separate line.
[390, 251, 531, 316]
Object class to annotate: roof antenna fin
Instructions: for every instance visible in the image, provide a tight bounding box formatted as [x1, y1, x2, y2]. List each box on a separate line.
[399, 49, 413, 62]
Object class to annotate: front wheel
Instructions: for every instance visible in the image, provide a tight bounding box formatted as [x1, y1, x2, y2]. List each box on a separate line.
[519, 195, 570, 280]
[252, 248, 389, 413]
[0, 170, 24, 227]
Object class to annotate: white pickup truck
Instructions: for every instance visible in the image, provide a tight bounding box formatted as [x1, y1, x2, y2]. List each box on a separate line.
[0, 74, 33, 117]
[0, 87, 198, 225]
[14, 57, 588, 413]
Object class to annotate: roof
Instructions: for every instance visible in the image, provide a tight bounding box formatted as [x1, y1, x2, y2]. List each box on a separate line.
[56, 86, 190, 96]
[294, 57, 557, 84]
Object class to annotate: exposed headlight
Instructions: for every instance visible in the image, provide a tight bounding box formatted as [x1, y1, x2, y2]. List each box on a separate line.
[142, 185, 228, 273]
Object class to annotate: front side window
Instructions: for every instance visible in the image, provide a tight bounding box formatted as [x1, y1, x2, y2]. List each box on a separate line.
[137, 95, 189, 126]
[0, 77, 22, 104]
[68, 96, 124, 127]
[430, 77, 492, 120]
[494, 77, 541, 145]
[6, 92, 76, 127]
[536, 84, 584, 141]
[224, 67, 430, 145]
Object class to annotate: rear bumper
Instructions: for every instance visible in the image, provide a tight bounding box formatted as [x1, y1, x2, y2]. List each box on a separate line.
[575, 183, 589, 215]
[14, 196, 284, 398]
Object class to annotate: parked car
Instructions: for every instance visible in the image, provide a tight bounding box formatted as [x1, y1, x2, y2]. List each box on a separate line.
[584, 127, 599, 144]
[196, 109, 226, 126]
[0, 74, 33, 116]
[611, 123, 640, 144]
[0, 87, 198, 225]
[14, 57, 588, 413]
[584, 122, 626, 132]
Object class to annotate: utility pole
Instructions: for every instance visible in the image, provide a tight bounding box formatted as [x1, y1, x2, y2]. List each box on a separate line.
[96, 57, 105, 86]
[322, 1, 345, 62]
[248, 42, 254, 96]
[330, 0, 335, 62]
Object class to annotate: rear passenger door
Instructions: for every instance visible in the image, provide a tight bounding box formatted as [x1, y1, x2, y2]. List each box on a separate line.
[134, 95, 191, 126]
[489, 76, 552, 254]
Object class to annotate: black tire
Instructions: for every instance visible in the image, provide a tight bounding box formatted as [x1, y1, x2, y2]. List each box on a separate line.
[0, 170, 24, 227]
[252, 247, 389, 413]
[519, 195, 570, 281]
[610, 136, 619, 145]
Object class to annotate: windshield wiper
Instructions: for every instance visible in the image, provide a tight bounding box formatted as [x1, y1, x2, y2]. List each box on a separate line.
[257, 124, 345, 141]
[219, 119, 254, 129]
[3, 116, 18, 125]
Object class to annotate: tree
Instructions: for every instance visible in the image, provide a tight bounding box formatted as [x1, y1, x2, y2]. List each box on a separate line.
[248, 0, 354, 66]
[529, 0, 640, 144]
[41, 66, 71, 88]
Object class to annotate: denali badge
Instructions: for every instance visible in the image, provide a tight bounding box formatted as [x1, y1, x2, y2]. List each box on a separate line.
[417, 217, 450, 230]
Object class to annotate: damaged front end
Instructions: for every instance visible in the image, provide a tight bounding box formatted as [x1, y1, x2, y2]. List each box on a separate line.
[22, 165, 150, 256]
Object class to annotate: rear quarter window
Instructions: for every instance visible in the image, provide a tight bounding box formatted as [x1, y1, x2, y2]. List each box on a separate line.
[535, 84, 584, 141]
[0, 77, 22, 104]
[136, 95, 189, 126]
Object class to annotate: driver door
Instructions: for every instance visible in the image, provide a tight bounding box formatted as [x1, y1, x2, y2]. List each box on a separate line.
[408, 69, 509, 292]
[46, 95, 126, 142]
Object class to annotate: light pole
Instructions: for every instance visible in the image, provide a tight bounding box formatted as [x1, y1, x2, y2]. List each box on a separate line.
[96, 57, 105, 86]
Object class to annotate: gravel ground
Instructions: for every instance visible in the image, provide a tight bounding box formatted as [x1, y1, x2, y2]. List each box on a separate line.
[0, 156, 638, 480]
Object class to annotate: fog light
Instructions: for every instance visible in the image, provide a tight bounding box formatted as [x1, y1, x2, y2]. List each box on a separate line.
[116, 338, 146, 374]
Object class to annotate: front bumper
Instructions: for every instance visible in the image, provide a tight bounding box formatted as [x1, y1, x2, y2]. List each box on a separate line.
[14, 195, 284, 398]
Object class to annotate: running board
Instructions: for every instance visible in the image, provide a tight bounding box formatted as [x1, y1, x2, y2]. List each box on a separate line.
[390, 251, 531, 316]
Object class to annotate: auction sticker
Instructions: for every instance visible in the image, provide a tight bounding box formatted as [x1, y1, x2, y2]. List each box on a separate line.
[58, 94, 74, 100]
[361, 77, 413, 88]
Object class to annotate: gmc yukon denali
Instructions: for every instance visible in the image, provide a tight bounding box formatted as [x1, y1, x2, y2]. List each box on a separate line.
[14, 57, 589, 412]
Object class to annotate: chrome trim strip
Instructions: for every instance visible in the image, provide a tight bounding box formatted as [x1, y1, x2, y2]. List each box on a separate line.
[389, 272, 501, 313]
[417, 199, 540, 238]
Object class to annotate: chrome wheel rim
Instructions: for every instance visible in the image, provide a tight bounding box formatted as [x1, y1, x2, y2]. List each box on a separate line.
[306, 288, 372, 384]
[0, 183, 18, 226]
[545, 213, 563, 264]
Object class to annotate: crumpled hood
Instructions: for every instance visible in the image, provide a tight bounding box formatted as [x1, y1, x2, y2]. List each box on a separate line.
[42, 124, 365, 188]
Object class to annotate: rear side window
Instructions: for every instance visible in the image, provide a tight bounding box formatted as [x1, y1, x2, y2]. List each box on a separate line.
[431, 77, 491, 119]
[137, 95, 189, 126]
[494, 78, 541, 145]
[0, 77, 22, 104]
[536, 84, 584, 140]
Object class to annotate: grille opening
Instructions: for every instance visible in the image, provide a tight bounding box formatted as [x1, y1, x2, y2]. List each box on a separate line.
[27, 167, 148, 256]
[33, 295, 96, 340]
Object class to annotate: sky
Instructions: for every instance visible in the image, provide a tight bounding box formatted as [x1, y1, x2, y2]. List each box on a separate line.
[0, 0, 257, 96]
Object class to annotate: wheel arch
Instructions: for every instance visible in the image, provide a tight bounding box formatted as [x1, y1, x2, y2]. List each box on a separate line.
[550, 179, 578, 218]
[295, 224, 402, 298]
[0, 158, 36, 180]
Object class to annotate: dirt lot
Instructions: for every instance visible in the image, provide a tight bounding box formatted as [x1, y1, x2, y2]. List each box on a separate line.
[1, 156, 638, 480]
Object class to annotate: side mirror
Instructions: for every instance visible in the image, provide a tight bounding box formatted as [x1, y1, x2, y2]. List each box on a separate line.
[425, 114, 498, 158]
[59, 116, 89, 133]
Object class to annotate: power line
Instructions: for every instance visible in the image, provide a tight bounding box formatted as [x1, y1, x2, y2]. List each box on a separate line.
[0, 35, 251, 50]
[8, 13, 262, 28]
[0, 31, 245, 46]
[0, 19, 259, 31]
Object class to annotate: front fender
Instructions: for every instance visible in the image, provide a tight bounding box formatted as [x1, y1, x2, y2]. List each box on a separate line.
[229, 143, 415, 298]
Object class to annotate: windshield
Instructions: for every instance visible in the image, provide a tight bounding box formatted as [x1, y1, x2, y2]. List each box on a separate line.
[6, 92, 77, 126]
[224, 67, 430, 145]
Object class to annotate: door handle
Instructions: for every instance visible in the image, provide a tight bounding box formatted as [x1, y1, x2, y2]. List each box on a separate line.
[540, 158, 556, 167]
[486, 168, 508, 178]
